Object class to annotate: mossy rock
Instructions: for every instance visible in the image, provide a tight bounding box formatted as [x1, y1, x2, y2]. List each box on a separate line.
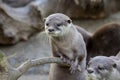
[0, 51, 8, 80]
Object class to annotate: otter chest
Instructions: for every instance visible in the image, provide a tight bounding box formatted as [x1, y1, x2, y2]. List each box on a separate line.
[55, 43, 77, 60]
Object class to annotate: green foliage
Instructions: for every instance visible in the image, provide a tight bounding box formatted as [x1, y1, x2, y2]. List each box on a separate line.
[0, 51, 4, 61]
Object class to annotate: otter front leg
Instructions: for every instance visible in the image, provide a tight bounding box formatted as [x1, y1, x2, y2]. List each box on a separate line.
[60, 55, 81, 74]
[69, 57, 81, 74]
[59, 51, 82, 73]
[60, 55, 71, 65]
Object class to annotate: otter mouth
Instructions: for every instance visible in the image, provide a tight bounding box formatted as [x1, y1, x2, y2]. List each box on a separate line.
[47, 31, 56, 35]
[47, 30, 61, 37]
[48, 32, 55, 35]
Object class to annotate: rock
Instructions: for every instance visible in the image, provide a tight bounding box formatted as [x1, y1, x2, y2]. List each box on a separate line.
[38, 0, 120, 19]
[0, 0, 43, 45]
[2, 0, 34, 8]
[0, 51, 8, 80]
[0, 32, 51, 74]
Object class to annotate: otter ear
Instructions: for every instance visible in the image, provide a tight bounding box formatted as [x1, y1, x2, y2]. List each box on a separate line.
[67, 19, 72, 24]
[113, 63, 117, 68]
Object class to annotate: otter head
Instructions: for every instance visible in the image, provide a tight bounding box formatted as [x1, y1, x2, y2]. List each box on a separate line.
[87, 56, 117, 80]
[44, 13, 72, 37]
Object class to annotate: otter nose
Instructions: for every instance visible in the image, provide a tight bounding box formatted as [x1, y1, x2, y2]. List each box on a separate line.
[48, 29, 55, 32]
[87, 68, 94, 74]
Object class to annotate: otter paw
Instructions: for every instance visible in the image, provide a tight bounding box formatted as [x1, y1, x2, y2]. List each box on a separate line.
[69, 61, 79, 74]
[60, 56, 70, 65]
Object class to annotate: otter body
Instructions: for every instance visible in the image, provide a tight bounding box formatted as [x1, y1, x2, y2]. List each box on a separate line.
[87, 23, 120, 60]
[45, 13, 87, 80]
[87, 53, 120, 80]
[45, 13, 120, 80]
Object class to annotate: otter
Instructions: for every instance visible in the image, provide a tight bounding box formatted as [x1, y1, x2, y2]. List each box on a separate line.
[87, 22, 120, 61]
[44, 14, 120, 62]
[44, 13, 87, 80]
[87, 52, 120, 80]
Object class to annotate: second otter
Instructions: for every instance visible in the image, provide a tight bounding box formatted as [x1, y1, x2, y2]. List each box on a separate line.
[87, 52, 120, 80]
[45, 13, 87, 80]
[87, 22, 120, 61]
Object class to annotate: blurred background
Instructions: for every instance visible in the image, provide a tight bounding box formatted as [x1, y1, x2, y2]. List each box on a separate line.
[0, 0, 120, 80]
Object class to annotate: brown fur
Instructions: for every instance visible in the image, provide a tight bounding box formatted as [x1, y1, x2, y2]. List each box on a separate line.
[75, 25, 92, 45]
[65, 22, 120, 62]
[87, 22, 120, 61]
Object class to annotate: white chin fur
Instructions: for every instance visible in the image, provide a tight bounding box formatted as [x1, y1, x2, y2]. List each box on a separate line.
[50, 31, 61, 37]
[45, 30, 61, 37]
[109, 68, 120, 80]
[88, 73, 100, 80]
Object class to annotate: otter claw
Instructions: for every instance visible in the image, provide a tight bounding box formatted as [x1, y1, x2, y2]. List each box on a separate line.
[69, 61, 79, 74]
[60, 57, 80, 74]
[70, 68, 76, 73]
[78, 65, 81, 71]
[69, 65, 78, 74]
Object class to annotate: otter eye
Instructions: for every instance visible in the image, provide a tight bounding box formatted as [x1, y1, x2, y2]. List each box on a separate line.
[46, 23, 49, 26]
[67, 20, 71, 24]
[113, 63, 116, 68]
[98, 66, 104, 70]
[57, 24, 61, 26]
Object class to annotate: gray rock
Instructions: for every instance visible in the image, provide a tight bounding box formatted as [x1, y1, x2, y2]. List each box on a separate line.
[0, 0, 43, 45]
[0, 32, 51, 74]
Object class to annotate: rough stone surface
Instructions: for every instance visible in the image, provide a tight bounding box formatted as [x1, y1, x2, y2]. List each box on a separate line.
[0, 0, 44, 45]
[39, 0, 120, 19]
[0, 51, 8, 80]
[0, 0, 120, 45]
